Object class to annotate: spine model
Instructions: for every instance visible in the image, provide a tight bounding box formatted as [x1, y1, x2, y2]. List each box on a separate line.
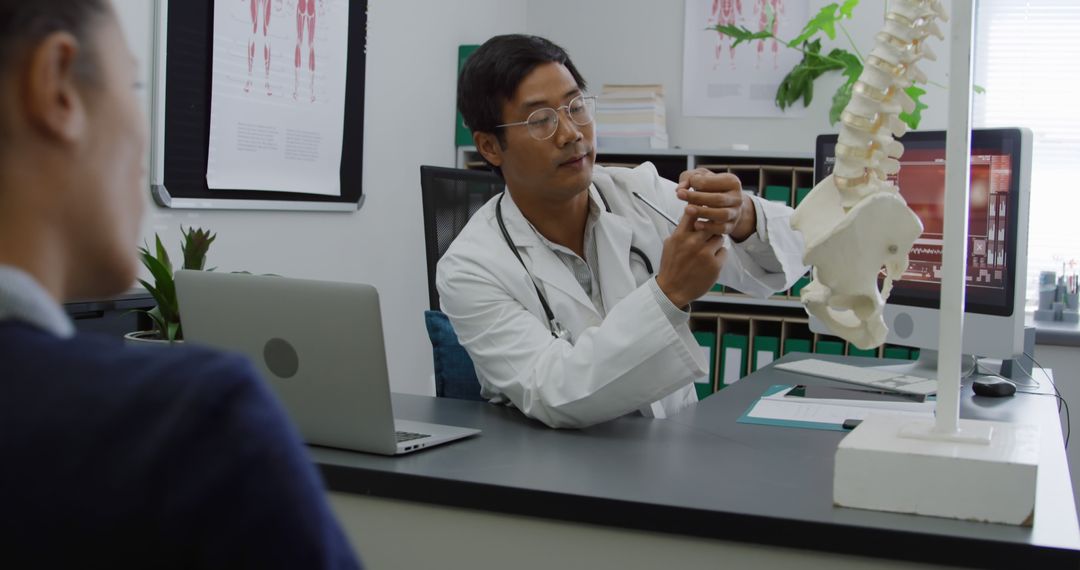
[790, 0, 949, 350]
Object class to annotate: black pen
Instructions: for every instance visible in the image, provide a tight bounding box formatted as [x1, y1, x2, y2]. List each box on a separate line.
[632, 192, 678, 227]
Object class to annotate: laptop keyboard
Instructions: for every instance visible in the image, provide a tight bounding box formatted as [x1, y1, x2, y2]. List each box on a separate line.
[395, 430, 430, 443]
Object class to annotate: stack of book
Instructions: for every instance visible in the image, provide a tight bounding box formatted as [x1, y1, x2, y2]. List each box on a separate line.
[595, 84, 669, 151]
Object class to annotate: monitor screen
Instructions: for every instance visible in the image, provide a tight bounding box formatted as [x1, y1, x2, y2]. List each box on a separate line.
[814, 128, 1025, 318]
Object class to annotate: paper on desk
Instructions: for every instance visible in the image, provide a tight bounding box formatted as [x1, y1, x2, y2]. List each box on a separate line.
[740, 385, 934, 431]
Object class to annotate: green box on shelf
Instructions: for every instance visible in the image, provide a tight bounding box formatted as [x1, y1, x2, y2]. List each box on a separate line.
[695, 382, 713, 401]
[884, 346, 910, 360]
[455, 45, 480, 147]
[909, 348, 920, 361]
[790, 275, 811, 298]
[795, 187, 812, 207]
[719, 333, 748, 387]
[751, 336, 780, 371]
[764, 185, 791, 205]
[693, 331, 716, 399]
[783, 338, 812, 355]
[848, 345, 878, 358]
[815, 340, 844, 355]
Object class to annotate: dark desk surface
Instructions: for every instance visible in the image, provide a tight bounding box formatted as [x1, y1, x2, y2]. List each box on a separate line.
[312, 354, 1080, 568]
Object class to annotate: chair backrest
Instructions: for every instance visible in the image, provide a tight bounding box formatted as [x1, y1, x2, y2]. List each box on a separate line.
[420, 165, 505, 310]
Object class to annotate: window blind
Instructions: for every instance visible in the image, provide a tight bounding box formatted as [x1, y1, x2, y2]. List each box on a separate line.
[973, 0, 1080, 306]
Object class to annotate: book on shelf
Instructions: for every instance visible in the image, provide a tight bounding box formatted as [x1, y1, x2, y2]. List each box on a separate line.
[596, 84, 669, 151]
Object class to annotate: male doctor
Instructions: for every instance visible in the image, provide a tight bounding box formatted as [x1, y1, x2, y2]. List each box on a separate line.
[438, 35, 807, 428]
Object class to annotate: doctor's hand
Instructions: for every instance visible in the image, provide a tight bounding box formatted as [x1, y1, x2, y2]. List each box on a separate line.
[656, 206, 728, 308]
[675, 168, 757, 242]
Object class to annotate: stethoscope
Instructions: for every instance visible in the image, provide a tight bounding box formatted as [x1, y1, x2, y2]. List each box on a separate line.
[496, 187, 656, 340]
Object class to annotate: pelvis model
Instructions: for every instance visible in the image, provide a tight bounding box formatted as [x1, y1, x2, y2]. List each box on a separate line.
[791, 0, 949, 350]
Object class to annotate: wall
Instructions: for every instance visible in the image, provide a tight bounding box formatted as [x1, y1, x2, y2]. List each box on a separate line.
[527, 0, 951, 155]
[114, 0, 528, 395]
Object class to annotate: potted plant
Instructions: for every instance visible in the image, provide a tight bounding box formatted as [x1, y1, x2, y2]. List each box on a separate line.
[124, 227, 216, 345]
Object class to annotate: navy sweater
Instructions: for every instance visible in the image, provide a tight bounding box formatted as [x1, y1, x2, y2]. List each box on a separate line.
[0, 322, 361, 569]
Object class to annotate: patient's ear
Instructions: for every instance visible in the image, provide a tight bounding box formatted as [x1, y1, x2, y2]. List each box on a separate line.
[473, 131, 503, 169]
[22, 32, 87, 144]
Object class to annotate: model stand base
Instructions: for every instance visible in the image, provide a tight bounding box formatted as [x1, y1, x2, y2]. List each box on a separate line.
[834, 415, 1040, 526]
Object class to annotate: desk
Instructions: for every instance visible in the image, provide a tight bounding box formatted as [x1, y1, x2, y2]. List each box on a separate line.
[312, 354, 1080, 569]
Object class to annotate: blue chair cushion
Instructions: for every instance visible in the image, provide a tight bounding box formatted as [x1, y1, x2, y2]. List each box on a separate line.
[424, 310, 483, 401]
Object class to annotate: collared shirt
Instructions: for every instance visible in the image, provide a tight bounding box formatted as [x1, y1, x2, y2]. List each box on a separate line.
[528, 193, 688, 325]
[529, 195, 607, 315]
[0, 265, 74, 338]
[522, 189, 792, 329]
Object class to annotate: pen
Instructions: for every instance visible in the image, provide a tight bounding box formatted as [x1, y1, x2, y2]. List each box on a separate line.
[632, 192, 678, 227]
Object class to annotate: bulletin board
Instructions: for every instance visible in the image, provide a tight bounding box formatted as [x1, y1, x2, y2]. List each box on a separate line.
[149, 0, 367, 211]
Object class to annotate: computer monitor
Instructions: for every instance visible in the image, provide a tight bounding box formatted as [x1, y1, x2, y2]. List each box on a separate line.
[812, 128, 1032, 374]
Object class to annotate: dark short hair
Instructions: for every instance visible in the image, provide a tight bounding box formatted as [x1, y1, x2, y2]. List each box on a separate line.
[0, 0, 109, 86]
[457, 34, 586, 174]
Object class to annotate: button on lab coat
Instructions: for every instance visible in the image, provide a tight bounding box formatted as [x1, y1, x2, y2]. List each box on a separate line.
[436, 163, 807, 428]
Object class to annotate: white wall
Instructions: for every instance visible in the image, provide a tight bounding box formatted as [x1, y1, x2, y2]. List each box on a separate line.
[527, 0, 951, 154]
[114, 0, 527, 395]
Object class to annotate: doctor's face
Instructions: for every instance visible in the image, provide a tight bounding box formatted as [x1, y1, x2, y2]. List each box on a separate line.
[490, 63, 596, 204]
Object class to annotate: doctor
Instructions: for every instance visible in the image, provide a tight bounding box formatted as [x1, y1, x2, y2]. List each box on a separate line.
[438, 34, 807, 428]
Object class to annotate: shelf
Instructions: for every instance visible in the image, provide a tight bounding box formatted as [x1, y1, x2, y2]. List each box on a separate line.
[697, 294, 803, 308]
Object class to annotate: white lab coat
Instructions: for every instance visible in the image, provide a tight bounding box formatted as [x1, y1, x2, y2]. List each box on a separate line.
[436, 163, 807, 428]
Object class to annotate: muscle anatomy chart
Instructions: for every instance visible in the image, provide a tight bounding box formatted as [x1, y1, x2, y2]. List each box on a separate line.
[683, 0, 805, 118]
[207, 0, 349, 196]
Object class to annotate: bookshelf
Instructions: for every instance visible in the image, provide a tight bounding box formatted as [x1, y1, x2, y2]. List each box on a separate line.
[454, 146, 919, 395]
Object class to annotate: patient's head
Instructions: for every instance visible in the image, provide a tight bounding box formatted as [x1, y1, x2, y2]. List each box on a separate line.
[0, 0, 146, 301]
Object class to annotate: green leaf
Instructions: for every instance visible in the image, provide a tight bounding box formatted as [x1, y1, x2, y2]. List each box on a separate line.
[137, 250, 176, 320]
[712, 24, 773, 49]
[898, 85, 929, 129]
[144, 307, 169, 339]
[167, 321, 181, 343]
[802, 78, 814, 107]
[828, 49, 862, 124]
[830, 84, 852, 125]
[839, 0, 859, 19]
[181, 226, 216, 271]
[775, 40, 852, 110]
[973, 84, 986, 94]
[153, 234, 172, 275]
[789, 3, 841, 46]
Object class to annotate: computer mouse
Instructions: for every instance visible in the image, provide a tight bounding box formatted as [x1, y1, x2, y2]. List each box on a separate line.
[972, 378, 1016, 398]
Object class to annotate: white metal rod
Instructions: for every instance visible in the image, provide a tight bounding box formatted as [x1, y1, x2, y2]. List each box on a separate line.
[935, 0, 976, 435]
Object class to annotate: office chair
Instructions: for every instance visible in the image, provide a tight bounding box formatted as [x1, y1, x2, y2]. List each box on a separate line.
[419, 165, 504, 401]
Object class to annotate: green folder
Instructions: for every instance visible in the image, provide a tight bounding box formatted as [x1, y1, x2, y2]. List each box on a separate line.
[909, 348, 921, 361]
[847, 345, 878, 358]
[751, 336, 780, 371]
[790, 275, 811, 298]
[455, 45, 480, 146]
[719, 333, 749, 388]
[783, 338, 811, 355]
[815, 339, 844, 355]
[795, 186, 812, 207]
[884, 346, 910, 360]
[709, 283, 724, 293]
[764, 185, 791, 205]
[693, 331, 716, 399]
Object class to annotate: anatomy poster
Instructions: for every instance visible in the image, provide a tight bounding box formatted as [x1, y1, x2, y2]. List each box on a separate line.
[682, 0, 807, 118]
[206, 0, 349, 196]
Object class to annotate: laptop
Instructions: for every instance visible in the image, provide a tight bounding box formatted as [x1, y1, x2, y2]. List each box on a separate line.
[175, 270, 480, 455]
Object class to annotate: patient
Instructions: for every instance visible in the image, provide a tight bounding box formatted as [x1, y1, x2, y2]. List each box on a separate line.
[0, 1, 360, 567]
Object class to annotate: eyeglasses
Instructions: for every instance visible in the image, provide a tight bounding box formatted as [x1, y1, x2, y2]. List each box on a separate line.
[495, 95, 597, 141]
